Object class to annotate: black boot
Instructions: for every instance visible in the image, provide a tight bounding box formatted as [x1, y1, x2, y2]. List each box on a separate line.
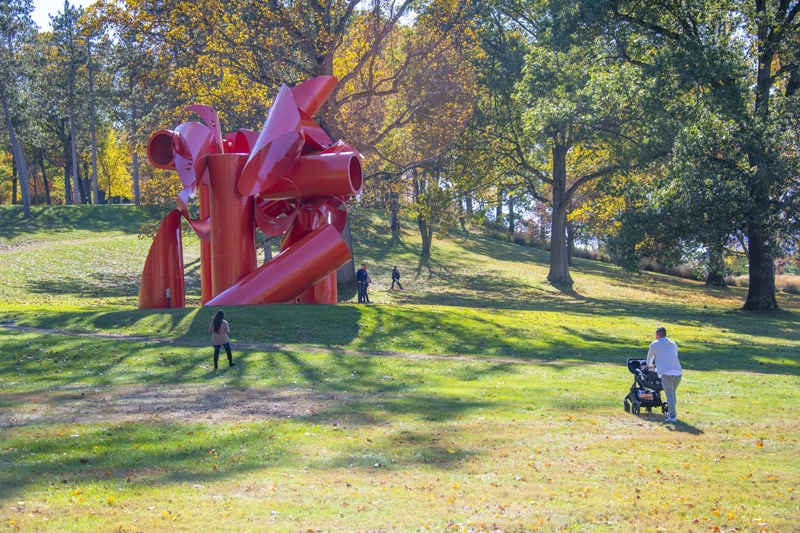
[228, 354, 235, 367]
[213, 353, 219, 369]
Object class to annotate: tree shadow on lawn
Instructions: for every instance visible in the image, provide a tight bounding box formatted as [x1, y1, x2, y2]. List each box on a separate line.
[6, 294, 799, 377]
[0, 418, 299, 501]
[0, 352, 492, 500]
[0, 205, 165, 240]
[25, 273, 143, 299]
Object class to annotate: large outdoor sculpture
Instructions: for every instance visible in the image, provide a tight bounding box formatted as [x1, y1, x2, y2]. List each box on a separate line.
[138, 76, 362, 308]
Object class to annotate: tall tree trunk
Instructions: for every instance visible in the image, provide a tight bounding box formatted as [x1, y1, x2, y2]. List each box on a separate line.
[131, 97, 141, 206]
[418, 215, 432, 258]
[742, 0, 780, 311]
[87, 40, 100, 204]
[743, 220, 778, 310]
[132, 151, 141, 206]
[69, 118, 81, 204]
[11, 160, 17, 204]
[38, 152, 51, 205]
[390, 190, 400, 234]
[508, 194, 515, 234]
[495, 187, 503, 226]
[79, 162, 90, 204]
[31, 162, 39, 199]
[547, 143, 572, 285]
[0, 88, 31, 217]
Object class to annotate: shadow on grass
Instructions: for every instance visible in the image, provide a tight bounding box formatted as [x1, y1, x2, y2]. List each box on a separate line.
[0, 204, 169, 240]
[4, 291, 800, 377]
[632, 412, 705, 434]
[26, 273, 143, 299]
[665, 420, 704, 434]
[0, 336, 495, 499]
[0, 421, 295, 500]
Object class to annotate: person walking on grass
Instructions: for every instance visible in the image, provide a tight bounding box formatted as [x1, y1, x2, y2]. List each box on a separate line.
[209, 310, 235, 369]
[646, 326, 682, 423]
[391, 266, 404, 290]
[356, 263, 370, 303]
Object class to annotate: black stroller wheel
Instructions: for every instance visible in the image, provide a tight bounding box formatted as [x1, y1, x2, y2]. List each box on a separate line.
[632, 402, 641, 415]
[662, 402, 668, 414]
[624, 398, 631, 413]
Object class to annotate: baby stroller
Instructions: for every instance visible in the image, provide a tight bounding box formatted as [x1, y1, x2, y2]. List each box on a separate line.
[624, 358, 668, 416]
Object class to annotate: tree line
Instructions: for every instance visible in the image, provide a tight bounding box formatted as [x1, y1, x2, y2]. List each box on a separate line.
[1, 0, 798, 312]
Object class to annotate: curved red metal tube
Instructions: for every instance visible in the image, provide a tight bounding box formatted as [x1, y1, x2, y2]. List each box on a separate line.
[205, 224, 351, 306]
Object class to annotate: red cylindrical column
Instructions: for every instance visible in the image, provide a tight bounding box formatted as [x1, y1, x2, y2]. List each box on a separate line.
[208, 153, 257, 297]
[198, 183, 213, 304]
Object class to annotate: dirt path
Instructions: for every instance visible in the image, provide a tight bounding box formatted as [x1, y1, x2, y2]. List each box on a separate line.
[1, 384, 350, 429]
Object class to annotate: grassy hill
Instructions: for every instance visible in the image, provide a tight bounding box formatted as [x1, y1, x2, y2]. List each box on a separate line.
[0, 204, 799, 531]
[1, 204, 798, 370]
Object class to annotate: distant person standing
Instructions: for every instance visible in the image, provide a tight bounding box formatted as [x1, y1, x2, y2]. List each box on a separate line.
[356, 263, 370, 303]
[646, 326, 682, 423]
[209, 310, 235, 369]
[391, 266, 404, 290]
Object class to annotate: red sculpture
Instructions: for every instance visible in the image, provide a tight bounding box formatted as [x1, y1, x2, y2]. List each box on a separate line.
[138, 76, 362, 308]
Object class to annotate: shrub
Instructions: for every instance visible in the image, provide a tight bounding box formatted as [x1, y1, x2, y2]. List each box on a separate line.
[777, 275, 800, 295]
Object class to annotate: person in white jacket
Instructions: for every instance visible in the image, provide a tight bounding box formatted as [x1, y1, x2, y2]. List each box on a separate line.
[646, 326, 682, 423]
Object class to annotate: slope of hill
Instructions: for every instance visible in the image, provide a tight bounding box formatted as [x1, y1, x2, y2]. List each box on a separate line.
[0, 204, 798, 372]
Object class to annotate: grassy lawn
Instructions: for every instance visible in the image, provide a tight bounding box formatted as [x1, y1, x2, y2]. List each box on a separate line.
[1, 205, 799, 532]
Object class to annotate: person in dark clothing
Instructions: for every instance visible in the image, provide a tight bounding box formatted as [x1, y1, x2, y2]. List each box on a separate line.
[391, 266, 404, 290]
[356, 263, 369, 303]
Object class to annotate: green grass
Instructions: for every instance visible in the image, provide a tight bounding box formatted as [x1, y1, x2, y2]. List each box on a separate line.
[1, 204, 799, 532]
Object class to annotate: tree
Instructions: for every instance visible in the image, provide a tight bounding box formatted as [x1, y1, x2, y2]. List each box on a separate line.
[594, 0, 800, 311]
[474, 1, 655, 285]
[363, 8, 477, 255]
[0, 0, 35, 217]
[96, 127, 133, 202]
[99, 0, 177, 206]
[81, 9, 111, 204]
[51, 0, 87, 204]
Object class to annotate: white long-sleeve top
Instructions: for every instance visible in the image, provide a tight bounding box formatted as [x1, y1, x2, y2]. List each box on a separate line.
[646, 336, 682, 376]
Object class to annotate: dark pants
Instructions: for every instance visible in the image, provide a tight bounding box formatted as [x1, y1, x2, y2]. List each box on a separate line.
[391, 279, 403, 290]
[358, 282, 368, 303]
[213, 343, 233, 368]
